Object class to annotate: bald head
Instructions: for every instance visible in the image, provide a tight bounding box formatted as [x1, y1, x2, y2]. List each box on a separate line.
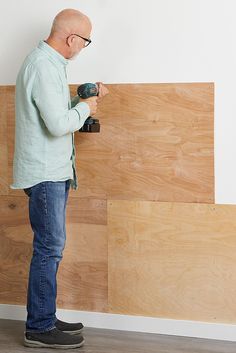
[50, 9, 92, 39]
[45, 8, 92, 60]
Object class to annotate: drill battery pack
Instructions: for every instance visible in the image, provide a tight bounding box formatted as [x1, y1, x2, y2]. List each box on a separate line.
[79, 118, 100, 132]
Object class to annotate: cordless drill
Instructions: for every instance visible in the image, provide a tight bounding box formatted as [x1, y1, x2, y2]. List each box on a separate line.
[77, 83, 100, 133]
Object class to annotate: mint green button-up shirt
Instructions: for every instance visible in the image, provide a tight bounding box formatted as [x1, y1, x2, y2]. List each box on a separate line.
[10, 40, 90, 191]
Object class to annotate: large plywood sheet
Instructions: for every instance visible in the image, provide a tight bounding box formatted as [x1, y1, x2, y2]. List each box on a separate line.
[71, 83, 214, 203]
[108, 200, 236, 323]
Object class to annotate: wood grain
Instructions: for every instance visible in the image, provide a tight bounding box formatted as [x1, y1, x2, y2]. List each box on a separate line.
[0, 195, 32, 304]
[66, 198, 107, 225]
[57, 223, 108, 312]
[108, 200, 236, 323]
[0, 195, 108, 311]
[71, 83, 214, 203]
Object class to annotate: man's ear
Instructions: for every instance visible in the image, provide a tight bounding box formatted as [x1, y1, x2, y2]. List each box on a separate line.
[66, 35, 74, 47]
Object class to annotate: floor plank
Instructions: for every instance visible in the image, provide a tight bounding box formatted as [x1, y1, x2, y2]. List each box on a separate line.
[1, 319, 236, 353]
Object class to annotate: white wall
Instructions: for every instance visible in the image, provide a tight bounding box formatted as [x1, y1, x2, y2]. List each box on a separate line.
[0, 0, 235, 204]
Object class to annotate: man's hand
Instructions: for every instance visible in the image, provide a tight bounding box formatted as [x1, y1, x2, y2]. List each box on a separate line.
[79, 96, 98, 116]
[96, 82, 109, 102]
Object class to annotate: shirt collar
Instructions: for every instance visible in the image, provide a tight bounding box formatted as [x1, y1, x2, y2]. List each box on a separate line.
[38, 40, 69, 66]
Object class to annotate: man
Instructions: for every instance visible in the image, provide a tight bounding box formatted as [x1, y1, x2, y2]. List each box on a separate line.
[10, 8, 109, 349]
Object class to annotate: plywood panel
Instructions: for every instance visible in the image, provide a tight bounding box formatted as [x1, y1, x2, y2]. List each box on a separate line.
[108, 200, 236, 323]
[70, 83, 214, 203]
[66, 198, 107, 225]
[57, 223, 108, 312]
[0, 195, 32, 304]
[0, 195, 108, 311]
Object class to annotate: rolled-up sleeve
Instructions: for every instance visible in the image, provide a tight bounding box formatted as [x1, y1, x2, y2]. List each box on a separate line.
[32, 65, 90, 137]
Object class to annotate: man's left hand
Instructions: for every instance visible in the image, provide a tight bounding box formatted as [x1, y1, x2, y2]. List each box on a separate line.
[96, 82, 109, 101]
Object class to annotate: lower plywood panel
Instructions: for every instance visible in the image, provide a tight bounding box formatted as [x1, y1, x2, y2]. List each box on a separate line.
[108, 200, 236, 324]
[0, 195, 32, 304]
[0, 195, 108, 312]
[57, 223, 108, 312]
[66, 198, 107, 225]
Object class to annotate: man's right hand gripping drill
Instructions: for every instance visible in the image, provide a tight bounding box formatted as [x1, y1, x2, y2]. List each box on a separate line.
[79, 96, 98, 116]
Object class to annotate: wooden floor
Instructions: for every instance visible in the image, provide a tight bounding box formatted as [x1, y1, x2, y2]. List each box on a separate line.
[1, 319, 236, 353]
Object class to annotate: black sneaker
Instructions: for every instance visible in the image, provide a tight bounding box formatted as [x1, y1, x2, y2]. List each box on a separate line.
[55, 319, 84, 334]
[24, 327, 85, 349]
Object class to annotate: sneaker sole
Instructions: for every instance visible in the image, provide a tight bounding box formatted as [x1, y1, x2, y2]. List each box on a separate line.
[24, 337, 85, 349]
[62, 328, 83, 335]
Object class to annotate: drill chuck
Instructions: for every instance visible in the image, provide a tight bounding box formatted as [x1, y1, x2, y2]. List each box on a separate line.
[77, 83, 98, 99]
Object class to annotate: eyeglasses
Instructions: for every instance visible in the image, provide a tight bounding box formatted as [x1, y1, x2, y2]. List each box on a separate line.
[67, 33, 92, 47]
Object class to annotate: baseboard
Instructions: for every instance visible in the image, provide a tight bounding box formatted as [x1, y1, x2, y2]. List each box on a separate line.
[1, 304, 236, 342]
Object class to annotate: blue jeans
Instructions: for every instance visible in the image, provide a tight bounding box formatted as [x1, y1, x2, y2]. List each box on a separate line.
[23, 180, 71, 333]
